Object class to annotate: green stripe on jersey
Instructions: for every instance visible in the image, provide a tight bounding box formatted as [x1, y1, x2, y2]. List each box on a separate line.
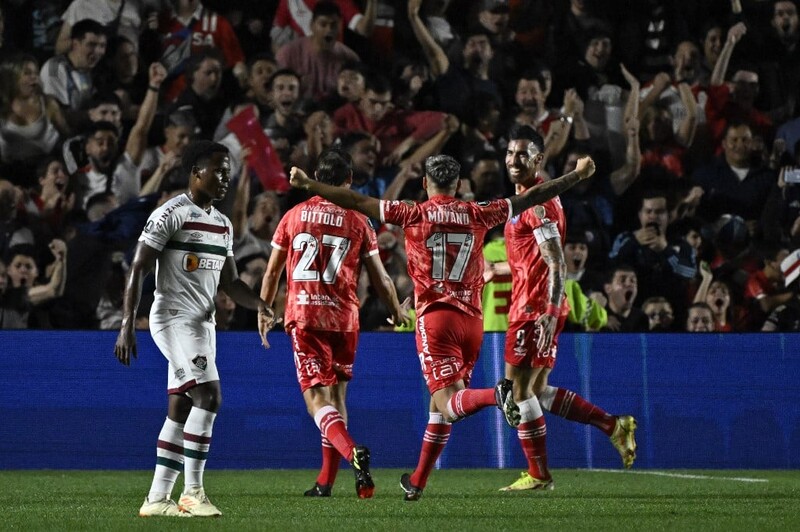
[166, 240, 227, 257]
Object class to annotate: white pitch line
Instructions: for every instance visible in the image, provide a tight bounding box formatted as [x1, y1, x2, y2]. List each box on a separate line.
[590, 469, 768, 483]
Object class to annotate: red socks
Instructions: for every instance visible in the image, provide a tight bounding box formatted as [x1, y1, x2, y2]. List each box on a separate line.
[410, 413, 451, 489]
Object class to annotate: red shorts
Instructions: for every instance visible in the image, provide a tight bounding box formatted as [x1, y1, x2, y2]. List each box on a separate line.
[287, 325, 358, 393]
[416, 306, 483, 394]
[504, 315, 567, 369]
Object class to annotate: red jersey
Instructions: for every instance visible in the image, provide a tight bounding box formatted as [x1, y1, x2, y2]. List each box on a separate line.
[380, 195, 511, 317]
[273, 196, 378, 331]
[505, 180, 568, 322]
[158, 7, 245, 101]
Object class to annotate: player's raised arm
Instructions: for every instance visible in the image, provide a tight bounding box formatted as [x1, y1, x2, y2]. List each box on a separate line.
[508, 156, 595, 217]
[290, 166, 381, 220]
[114, 241, 158, 366]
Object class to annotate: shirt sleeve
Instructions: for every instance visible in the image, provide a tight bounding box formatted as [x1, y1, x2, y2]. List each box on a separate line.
[40, 61, 68, 106]
[271, 214, 290, 251]
[140, 205, 181, 251]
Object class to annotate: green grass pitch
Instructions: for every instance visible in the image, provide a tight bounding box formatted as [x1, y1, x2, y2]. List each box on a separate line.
[2, 469, 799, 531]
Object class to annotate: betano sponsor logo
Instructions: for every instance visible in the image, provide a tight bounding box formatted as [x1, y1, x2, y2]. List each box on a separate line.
[183, 253, 224, 272]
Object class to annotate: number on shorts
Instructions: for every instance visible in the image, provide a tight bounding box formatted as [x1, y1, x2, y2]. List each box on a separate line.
[291, 233, 351, 283]
[425, 232, 473, 282]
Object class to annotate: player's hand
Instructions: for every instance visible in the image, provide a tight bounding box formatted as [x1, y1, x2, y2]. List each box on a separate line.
[574, 157, 596, 180]
[114, 327, 137, 366]
[258, 306, 278, 348]
[387, 297, 414, 328]
[289, 166, 313, 190]
[535, 313, 557, 354]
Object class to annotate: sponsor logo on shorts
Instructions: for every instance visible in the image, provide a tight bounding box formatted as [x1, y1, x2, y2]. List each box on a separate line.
[183, 253, 224, 272]
[418, 315, 430, 354]
[175, 368, 186, 380]
[514, 328, 526, 357]
[192, 355, 207, 371]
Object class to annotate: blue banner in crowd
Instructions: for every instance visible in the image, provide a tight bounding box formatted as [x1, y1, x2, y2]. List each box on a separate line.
[1, 331, 798, 470]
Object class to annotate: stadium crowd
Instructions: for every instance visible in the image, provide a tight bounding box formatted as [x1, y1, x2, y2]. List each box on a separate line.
[2, 0, 800, 333]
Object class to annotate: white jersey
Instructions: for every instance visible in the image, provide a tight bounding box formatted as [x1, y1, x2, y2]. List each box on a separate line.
[139, 193, 233, 319]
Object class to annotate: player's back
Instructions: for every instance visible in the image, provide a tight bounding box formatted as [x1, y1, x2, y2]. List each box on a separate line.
[273, 196, 377, 331]
[381, 195, 510, 317]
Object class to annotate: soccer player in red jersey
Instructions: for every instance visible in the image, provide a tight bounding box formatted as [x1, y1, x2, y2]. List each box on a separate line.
[496, 124, 638, 492]
[258, 148, 410, 498]
[288, 151, 596, 500]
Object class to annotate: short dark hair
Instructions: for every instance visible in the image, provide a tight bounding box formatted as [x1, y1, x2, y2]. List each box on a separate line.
[267, 68, 300, 90]
[71, 19, 107, 40]
[182, 141, 229, 176]
[184, 49, 224, 85]
[246, 51, 276, 70]
[338, 131, 372, 154]
[364, 73, 392, 95]
[605, 264, 636, 285]
[507, 124, 545, 154]
[84, 120, 119, 137]
[312, 1, 342, 20]
[316, 147, 352, 186]
[86, 92, 122, 110]
[5, 243, 37, 265]
[425, 155, 461, 189]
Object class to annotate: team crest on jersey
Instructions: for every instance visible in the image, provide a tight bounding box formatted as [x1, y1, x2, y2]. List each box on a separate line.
[189, 211, 203, 219]
[533, 205, 546, 218]
[192, 355, 207, 371]
[401, 199, 415, 207]
[183, 253, 224, 272]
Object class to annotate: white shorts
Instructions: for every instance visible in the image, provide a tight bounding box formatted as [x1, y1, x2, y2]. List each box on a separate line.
[151, 311, 219, 394]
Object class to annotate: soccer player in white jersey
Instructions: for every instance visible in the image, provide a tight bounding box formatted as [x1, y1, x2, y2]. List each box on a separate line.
[114, 140, 273, 518]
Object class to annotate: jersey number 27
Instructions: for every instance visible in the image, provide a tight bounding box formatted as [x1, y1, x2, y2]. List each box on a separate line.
[292, 232, 351, 283]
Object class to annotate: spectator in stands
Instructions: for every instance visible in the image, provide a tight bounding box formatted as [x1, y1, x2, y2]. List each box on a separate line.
[409, 0, 502, 119]
[263, 69, 303, 143]
[173, 49, 226, 140]
[276, 2, 360, 101]
[694, 263, 741, 332]
[291, 104, 335, 172]
[474, 0, 522, 94]
[693, 122, 777, 223]
[609, 190, 697, 307]
[684, 302, 715, 332]
[705, 23, 773, 149]
[139, 107, 197, 185]
[638, 99, 696, 181]
[0, 53, 69, 167]
[54, 0, 141, 55]
[23, 156, 74, 234]
[564, 230, 603, 294]
[762, 247, 800, 331]
[271, 0, 376, 52]
[95, 35, 146, 124]
[0, 179, 35, 258]
[754, 0, 799, 119]
[150, 0, 246, 102]
[73, 62, 165, 208]
[469, 151, 505, 201]
[1, 239, 67, 328]
[333, 73, 455, 171]
[697, 21, 724, 87]
[641, 296, 675, 331]
[601, 265, 648, 331]
[40, 19, 107, 130]
[744, 244, 792, 326]
[548, 0, 612, 66]
[61, 92, 124, 174]
[244, 52, 277, 117]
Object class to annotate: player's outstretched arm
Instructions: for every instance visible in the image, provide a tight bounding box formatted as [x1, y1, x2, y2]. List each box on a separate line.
[509, 156, 596, 217]
[114, 242, 158, 366]
[290, 166, 381, 220]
